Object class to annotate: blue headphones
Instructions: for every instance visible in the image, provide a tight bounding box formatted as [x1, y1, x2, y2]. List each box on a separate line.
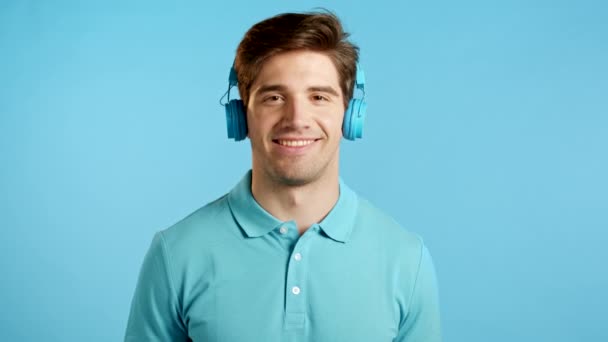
[221, 63, 367, 141]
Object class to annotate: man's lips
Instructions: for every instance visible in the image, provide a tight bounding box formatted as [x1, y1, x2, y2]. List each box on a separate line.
[272, 139, 319, 147]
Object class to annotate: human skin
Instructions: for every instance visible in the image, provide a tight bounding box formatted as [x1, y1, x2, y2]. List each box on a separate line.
[246, 50, 347, 234]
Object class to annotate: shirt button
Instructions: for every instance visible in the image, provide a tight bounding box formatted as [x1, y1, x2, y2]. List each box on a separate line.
[279, 226, 288, 234]
[294, 253, 302, 261]
[292, 286, 301, 295]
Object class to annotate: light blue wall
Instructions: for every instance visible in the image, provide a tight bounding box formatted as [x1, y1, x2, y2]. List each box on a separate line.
[1, 0, 606, 340]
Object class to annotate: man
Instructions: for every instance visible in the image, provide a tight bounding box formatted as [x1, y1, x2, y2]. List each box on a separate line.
[125, 11, 441, 341]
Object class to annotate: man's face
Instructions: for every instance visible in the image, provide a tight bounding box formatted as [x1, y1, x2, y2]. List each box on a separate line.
[246, 50, 345, 186]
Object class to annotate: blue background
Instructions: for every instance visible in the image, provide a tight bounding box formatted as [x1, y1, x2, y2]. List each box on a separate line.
[1, 0, 607, 340]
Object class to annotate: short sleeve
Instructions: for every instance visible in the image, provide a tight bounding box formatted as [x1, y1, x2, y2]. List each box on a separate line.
[395, 244, 442, 342]
[124, 232, 188, 341]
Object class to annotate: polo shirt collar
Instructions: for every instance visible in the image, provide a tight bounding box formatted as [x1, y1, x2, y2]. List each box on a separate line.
[227, 171, 283, 238]
[317, 178, 358, 243]
[227, 170, 358, 243]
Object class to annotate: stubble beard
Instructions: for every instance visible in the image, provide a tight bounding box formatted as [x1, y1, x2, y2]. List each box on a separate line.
[265, 156, 326, 187]
[257, 145, 339, 188]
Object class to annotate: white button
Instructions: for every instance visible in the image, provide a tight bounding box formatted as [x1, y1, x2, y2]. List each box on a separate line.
[279, 226, 288, 234]
[294, 253, 302, 261]
[292, 286, 301, 295]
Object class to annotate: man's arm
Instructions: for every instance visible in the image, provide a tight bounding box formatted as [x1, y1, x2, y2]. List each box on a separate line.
[395, 243, 442, 342]
[124, 232, 188, 341]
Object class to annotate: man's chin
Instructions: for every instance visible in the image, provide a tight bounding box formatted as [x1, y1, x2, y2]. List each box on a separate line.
[278, 177, 313, 187]
[271, 168, 320, 187]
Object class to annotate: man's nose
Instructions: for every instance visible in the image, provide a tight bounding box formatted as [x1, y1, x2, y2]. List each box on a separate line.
[281, 96, 310, 129]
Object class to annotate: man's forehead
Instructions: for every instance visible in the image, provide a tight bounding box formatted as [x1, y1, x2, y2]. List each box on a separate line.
[250, 51, 341, 93]
[255, 84, 341, 97]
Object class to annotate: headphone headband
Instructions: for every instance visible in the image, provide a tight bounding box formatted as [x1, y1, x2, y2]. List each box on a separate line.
[355, 63, 365, 90]
[228, 64, 238, 87]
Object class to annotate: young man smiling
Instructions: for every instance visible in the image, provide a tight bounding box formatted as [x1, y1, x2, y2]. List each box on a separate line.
[125, 11, 441, 342]
[248, 49, 346, 235]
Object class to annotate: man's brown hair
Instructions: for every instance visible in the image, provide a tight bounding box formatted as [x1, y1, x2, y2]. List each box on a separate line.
[234, 11, 360, 108]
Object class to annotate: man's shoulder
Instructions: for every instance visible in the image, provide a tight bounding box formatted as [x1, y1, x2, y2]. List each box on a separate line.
[355, 196, 424, 251]
[158, 193, 233, 251]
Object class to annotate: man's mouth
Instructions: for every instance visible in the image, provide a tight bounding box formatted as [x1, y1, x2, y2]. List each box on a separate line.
[274, 139, 316, 147]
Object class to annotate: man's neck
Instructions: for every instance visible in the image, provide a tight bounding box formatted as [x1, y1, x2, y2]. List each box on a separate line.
[251, 169, 340, 235]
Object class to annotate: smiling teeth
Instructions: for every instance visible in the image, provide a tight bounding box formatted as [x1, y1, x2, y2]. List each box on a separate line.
[277, 140, 314, 147]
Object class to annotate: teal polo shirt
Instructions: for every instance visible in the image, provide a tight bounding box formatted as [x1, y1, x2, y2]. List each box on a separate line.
[125, 171, 441, 341]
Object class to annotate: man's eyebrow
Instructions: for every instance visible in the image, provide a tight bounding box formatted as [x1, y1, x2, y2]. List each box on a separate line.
[256, 84, 287, 95]
[308, 86, 340, 97]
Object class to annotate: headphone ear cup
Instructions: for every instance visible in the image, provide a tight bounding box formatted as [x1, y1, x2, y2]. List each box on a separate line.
[236, 100, 248, 140]
[343, 98, 367, 140]
[225, 101, 235, 139]
[225, 99, 247, 141]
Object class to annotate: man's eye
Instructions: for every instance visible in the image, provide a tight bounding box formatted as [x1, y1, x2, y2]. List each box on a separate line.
[312, 95, 328, 101]
[265, 95, 282, 102]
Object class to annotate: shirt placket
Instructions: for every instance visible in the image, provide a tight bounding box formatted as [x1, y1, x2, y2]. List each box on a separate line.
[282, 223, 319, 332]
